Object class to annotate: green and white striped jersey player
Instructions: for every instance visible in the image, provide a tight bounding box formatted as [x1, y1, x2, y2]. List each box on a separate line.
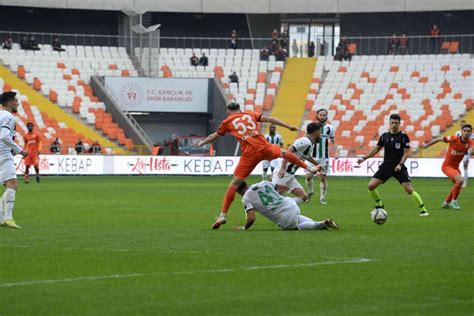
[262, 124, 284, 180]
[306, 109, 339, 205]
[272, 122, 322, 204]
[234, 180, 339, 231]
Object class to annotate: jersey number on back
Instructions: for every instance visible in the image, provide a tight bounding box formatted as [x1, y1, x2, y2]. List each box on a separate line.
[232, 115, 257, 135]
[258, 185, 284, 207]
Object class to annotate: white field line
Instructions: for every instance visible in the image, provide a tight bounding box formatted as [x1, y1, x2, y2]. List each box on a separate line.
[0, 258, 375, 288]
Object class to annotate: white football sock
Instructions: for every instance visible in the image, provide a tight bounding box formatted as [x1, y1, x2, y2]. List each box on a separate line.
[0, 191, 5, 222]
[297, 215, 326, 230]
[293, 197, 305, 205]
[464, 167, 468, 185]
[4, 188, 16, 221]
[320, 182, 327, 200]
[305, 178, 314, 193]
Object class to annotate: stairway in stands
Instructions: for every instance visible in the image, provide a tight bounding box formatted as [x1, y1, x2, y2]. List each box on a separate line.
[270, 58, 316, 144]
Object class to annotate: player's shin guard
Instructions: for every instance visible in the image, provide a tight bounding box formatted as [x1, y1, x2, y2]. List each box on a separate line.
[221, 186, 237, 214]
[368, 189, 383, 207]
[283, 152, 308, 170]
[3, 188, 16, 220]
[410, 191, 427, 212]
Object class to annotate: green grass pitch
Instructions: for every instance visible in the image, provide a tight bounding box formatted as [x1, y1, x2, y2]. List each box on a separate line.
[1, 175, 472, 315]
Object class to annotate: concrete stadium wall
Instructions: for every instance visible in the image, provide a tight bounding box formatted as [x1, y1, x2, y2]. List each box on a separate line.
[2, 0, 473, 14]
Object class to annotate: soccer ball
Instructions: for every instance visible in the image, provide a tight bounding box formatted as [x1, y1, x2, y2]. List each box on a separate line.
[371, 208, 388, 225]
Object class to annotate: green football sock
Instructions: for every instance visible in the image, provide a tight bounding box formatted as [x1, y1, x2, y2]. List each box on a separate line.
[368, 189, 383, 207]
[410, 191, 427, 212]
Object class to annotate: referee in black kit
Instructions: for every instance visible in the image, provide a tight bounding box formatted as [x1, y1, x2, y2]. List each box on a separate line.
[357, 114, 429, 216]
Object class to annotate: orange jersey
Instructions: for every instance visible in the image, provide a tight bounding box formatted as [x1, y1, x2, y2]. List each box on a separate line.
[217, 111, 268, 155]
[24, 132, 41, 155]
[442, 136, 472, 167]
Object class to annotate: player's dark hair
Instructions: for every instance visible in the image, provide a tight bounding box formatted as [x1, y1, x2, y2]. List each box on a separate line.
[27, 122, 34, 127]
[389, 114, 401, 122]
[227, 102, 240, 111]
[0, 91, 16, 105]
[316, 108, 328, 114]
[236, 181, 249, 195]
[306, 122, 321, 134]
[462, 124, 472, 131]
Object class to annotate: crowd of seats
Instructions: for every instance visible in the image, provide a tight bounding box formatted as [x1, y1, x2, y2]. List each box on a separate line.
[304, 53, 473, 156]
[0, 44, 138, 152]
[138, 47, 284, 113]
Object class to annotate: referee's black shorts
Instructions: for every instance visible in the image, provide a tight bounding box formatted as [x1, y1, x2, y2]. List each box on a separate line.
[373, 163, 411, 184]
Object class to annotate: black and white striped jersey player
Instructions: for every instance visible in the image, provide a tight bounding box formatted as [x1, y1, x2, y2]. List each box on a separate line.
[272, 122, 323, 204]
[306, 109, 339, 205]
[234, 180, 339, 231]
[455, 119, 474, 187]
[261, 124, 284, 180]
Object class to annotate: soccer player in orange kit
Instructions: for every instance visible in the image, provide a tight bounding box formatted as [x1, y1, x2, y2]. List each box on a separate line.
[197, 102, 321, 229]
[23, 122, 42, 184]
[422, 123, 472, 209]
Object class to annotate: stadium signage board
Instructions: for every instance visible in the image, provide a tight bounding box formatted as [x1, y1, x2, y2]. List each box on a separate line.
[104, 77, 209, 113]
[13, 156, 473, 177]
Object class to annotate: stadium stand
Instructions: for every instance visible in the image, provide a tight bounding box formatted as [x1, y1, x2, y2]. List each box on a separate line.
[141, 47, 285, 114]
[0, 43, 138, 153]
[303, 53, 473, 157]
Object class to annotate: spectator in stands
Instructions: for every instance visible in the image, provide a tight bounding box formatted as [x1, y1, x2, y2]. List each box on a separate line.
[292, 39, 299, 57]
[52, 37, 65, 52]
[75, 139, 85, 154]
[190, 53, 199, 66]
[319, 40, 327, 56]
[388, 34, 398, 55]
[281, 30, 289, 49]
[21, 36, 29, 50]
[2, 37, 12, 50]
[271, 29, 279, 40]
[398, 34, 408, 55]
[308, 41, 315, 57]
[430, 24, 440, 53]
[230, 30, 238, 49]
[271, 37, 279, 54]
[89, 140, 102, 154]
[275, 46, 287, 61]
[199, 53, 208, 67]
[260, 46, 269, 61]
[229, 71, 239, 84]
[50, 138, 61, 153]
[28, 36, 40, 51]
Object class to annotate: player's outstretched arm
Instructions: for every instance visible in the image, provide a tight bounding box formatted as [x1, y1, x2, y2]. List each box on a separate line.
[197, 132, 221, 147]
[331, 138, 339, 159]
[421, 136, 444, 149]
[260, 115, 298, 131]
[235, 210, 256, 231]
[357, 145, 382, 164]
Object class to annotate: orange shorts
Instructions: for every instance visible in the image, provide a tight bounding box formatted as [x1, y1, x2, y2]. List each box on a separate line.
[234, 144, 282, 179]
[24, 154, 39, 166]
[441, 164, 461, 181]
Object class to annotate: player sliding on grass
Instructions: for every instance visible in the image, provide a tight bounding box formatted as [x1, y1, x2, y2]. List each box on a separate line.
[234, 180, 339, 231]
[197, 102, 320, 229]
[0, 92, 29, 229]
[357, 114, 429, 217]
[421, 123, 472, 209]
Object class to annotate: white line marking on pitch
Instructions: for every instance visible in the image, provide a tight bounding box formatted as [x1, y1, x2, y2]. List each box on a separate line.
[0, 258, 374, 288]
